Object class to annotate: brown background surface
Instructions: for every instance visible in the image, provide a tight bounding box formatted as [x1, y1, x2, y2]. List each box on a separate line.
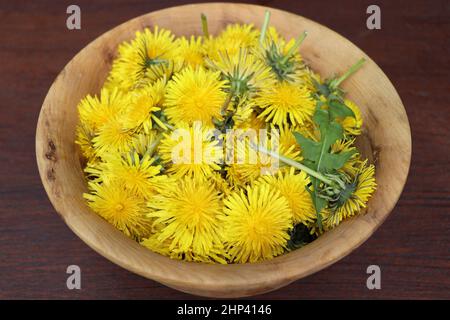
[0, 0, 449, 299]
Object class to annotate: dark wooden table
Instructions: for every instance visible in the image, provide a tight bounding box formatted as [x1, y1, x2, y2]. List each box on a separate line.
[1, 0, 449, 299]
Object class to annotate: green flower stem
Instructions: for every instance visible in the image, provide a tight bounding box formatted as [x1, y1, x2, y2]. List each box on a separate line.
[201, 13, 209, 38]
[259, 10, 271, 46]
[331, 57, 366, 88]
[252, 143, 335, 186]
[281, 31, 307, 64]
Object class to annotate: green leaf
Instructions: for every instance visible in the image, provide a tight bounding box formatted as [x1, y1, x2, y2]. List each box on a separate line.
[320, 150, 355, 171]
[301, 159, 317, 170]
[313, 107, 331, 127]
[294, 128, 352, 172]
[312, 78, 330, 97]
[293, 132, 321, 160]
[318, 121, 343, 157]
[293, 107, 352, 231]
[328, 100, 355, 119]
[294, 109, 350, 173]
[327, 93, 342, 101]
[313, 110, 344, 172]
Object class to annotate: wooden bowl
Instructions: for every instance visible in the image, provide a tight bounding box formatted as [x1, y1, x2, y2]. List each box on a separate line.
[36, 3, 411, 297]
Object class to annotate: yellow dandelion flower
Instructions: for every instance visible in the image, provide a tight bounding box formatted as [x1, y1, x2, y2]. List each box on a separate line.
[257, 168, 315, 224]
[124, 89, 161, 133]
[176, 36, 205, 67]
[256, 82, 315, 126]
[130, 131, 161, 157]
[92, 117, 135, 158]
[340, 99, 363, 136]
[77, 88, 129, 130]
[221, 183, 292, 263]
[158, 122, 223, 180]
[206, 24, 259, 61]
[122, 78, 169, 133]
[75, 123, 96, 162]
[207, 49, 275, 98]
[164, 66, 227, 126]
[84, 181, 151, 239]
[107, 26, 178, 90]
[128, 76, 166, 111]
[324, 161, 376, 229]
[256, 28, 306, 82]
[100, 152, 167, 199]
[220, 23, 259, 47]
[147, 177, 227, 264]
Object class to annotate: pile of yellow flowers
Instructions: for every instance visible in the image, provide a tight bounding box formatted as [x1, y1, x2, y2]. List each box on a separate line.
[75, 12, 376, 264]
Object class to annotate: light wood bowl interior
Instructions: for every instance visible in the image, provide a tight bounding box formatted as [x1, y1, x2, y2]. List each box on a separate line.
[36, 3, 411, 297]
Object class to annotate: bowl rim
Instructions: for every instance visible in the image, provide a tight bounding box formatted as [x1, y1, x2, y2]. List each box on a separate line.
[36, 2, 412, 297]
